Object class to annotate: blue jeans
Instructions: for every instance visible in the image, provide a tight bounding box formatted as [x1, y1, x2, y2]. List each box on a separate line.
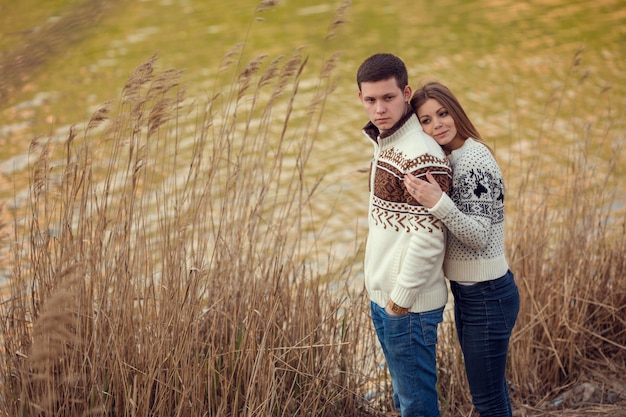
[371, 301, 444, 417]
[450, 270, 520, 417]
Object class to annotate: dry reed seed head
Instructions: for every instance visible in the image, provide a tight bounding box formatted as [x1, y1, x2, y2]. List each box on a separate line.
[29, 135, 43, 153]
[86, 101, 112, 131]
[307, 77, 338, 117]
[320, 51, 342, 79]
[65, 126, 77, 169]
[62, 161, 79, 186]
[102, 114, 126, 143]
[33, 139, 51, 195]
[272, 54, 305, 98]
[201, 94, 219, 130]
[239, 55, 268, 81]
[219, 42, 244, 73]
[326, 17, 348, 38]
[66, 125, 77, 144]
[573, 46, 584, 64]
[325, 0, 351, 40]
[134, 72, 185, 121]
[146, 68, 184, 101]
[148, 96, 177, 135]
[579, 69, 590, 83]
[147, 83, 185, 134]
[283, 53, 304, 77]
[29, 273, 83, 365]
[307, 94, 323, 117]
[294, 52, 308, 78]
[237, 55, 269, 100]
[258, 55, 284, 89]
[131, 98, 149, 120]
[122, 53, 158, 104]
[132, 145, 147, 176]
[255, 0, 277, 14]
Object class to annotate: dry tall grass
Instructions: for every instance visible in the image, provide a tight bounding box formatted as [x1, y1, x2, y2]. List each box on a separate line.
[506, 51, 626, 414]
[0, 4, 384, 416]
[1, 7, 625, 417]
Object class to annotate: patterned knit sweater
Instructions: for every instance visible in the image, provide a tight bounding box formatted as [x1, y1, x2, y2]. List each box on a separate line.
[362, 111, 452, 312]
[429, 138, 509, 282]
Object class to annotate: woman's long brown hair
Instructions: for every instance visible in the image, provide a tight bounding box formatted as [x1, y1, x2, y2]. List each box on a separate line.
[410, 81, 495, 156]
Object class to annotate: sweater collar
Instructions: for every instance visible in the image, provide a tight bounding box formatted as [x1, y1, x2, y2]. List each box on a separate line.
[448, 137, 475, 163]
[362, 105, 414, 143]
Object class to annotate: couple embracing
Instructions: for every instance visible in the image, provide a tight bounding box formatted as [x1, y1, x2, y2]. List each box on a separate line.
[357, 53, 520, 417]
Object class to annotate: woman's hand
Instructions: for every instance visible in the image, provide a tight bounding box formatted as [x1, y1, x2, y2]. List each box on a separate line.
[404, 171, 443, 209]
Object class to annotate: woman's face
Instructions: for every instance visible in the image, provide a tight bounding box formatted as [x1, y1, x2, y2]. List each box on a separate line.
[416, 98, 464, 152]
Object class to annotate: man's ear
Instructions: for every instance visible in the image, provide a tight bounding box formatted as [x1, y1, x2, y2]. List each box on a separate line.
[358, 91, 363, 102]
[404, 85, 412, 101]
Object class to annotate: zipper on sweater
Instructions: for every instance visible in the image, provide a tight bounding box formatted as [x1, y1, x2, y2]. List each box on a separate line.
[369, 138, 381, 206]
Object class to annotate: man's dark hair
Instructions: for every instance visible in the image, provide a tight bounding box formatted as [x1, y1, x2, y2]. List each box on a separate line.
[356, 53, 408, 91]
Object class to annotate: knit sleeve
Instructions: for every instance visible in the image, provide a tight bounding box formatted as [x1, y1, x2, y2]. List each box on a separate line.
[430, 147, 504, 251]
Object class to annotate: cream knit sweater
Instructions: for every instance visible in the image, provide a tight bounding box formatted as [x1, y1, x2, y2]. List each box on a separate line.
[362, 112, 452, 312]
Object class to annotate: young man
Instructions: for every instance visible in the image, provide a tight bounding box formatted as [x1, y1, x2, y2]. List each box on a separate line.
[356, 53, 452, 417]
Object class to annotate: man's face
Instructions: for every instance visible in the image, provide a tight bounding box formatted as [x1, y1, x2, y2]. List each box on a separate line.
[359, 78, 411, 134]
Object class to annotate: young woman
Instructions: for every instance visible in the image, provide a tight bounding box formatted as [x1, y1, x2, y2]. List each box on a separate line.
[404, 82, 520, 417]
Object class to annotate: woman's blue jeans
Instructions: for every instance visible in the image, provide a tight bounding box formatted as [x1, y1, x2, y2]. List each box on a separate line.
[371, 301, 444, 417]
[450, 270, 520, 417]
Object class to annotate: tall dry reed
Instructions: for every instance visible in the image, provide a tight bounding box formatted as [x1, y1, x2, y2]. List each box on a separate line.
[506, 49, 626, 409]
[0, 2, 386, 416]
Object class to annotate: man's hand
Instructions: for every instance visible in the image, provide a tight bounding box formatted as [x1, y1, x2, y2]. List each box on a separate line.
[386, 300, 409, 316]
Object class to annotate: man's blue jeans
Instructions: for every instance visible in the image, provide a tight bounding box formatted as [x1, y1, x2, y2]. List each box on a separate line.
[371, 301, 444, 417]
[450, 270, 520, 417]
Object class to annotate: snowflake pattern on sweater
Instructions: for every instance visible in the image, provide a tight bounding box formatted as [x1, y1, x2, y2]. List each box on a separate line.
[430, 138, 509, 282]
[452, 167, 504, 226]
